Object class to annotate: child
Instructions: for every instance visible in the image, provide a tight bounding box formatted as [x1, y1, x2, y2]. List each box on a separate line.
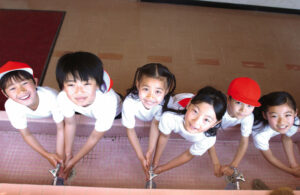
[152, 86, 227, 177]
[55, 51, 122, 175]
[218, 77, 261, 176]
[252, 91, 300, 177]
[0, 61, 64, 167]
[122, 63, 176, 178]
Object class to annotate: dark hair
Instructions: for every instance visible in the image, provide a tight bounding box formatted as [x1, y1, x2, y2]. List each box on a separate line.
[56, 51, 104, 91]
[166, 86, 227, 137]
[254, 91, 298, 127]
[126, 63, 176, 112]
[0, 70, 36, 93]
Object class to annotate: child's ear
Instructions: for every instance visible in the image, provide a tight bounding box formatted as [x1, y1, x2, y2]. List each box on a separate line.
[262, 111, 267, 120]
[1, 89, 8, 98]
[34, 78, 38, 85]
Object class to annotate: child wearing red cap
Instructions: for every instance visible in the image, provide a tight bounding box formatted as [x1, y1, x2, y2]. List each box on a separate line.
[0, 61, 64, 168]
[214, 77, 261, 176]
[252, 92, 300, 177]
[55, 52, 122, 178]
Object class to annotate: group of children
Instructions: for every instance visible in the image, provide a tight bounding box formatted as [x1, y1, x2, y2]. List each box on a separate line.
[0, 51, 299, 184]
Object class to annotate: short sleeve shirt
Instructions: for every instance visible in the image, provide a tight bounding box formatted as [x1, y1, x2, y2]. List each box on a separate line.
[5, 86, 64, 129]
[159, 112, 216, 156]
[221, 111, 254, 137]
[252, 117, 299, 151]
[121, 94, 173, 129]
[57, 89, 122, 132]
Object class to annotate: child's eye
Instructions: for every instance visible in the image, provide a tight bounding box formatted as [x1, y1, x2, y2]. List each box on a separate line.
[286, 114, 292, 117]
[67, 84, 74, 87]
[155, 90, 162, 95]
[271, 115, 277, 118]
[21, 81, 28, 85]
[204, 118, 211, 123]
[8, 87, 16, 91]
[84, 83, 91, 86]
[193, 109, 198, 114]
[247, 105, 253, 108]
[142, 88, 148, 91]
[235, 101, 241, 105]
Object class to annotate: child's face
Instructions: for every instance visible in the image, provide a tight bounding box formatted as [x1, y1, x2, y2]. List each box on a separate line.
[63, 74, 99, 107]
[264, 103, 297, 134]
[3, 78, 38, 110]
[136, 76, 168, 110]
[184, 102, 219, 134]
[227, 97, 255, 119]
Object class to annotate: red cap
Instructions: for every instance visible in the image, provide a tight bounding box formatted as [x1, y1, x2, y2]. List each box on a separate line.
[0, 61, 33, 79]
[227, 77, 261, 107]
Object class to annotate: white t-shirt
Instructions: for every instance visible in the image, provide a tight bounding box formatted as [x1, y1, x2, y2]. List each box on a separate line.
[5, 86, 64, 129]
[159, 112, 216, 156]
[221, 111, 254, 137]
[121, 94, 173, 129]
[252, 117, 299, 151]
[57, 89, 122, 132]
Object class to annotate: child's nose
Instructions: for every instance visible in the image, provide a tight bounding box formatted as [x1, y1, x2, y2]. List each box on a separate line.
[17, 86, 26, 94]
[277, 117, 286, 125]
[75, 85, 84, 94]
[146, 91, 154, 99]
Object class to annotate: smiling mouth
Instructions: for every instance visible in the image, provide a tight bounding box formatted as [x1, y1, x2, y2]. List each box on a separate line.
[75, 97, 87, 102]
[19, 94, 30, 100]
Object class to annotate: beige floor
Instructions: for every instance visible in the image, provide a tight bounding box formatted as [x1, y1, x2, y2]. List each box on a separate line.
[1, 0, 300, 108]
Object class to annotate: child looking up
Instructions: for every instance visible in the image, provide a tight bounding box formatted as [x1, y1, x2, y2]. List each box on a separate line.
[56, 51, 122, 175]
[122, 63, 176, 178]
[152, 86, 227, 176]
[218, 77, 261, 176]
[0, 61, 64, 167]
[252, 91, 300, 177]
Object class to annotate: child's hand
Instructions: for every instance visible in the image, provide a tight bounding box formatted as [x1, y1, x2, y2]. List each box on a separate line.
[221, 165, 234, 176]
[291, 166, 300, 177]
[46, 153, 63, 167]
[140, 158, 150, 180]
[213, 164, 223, 177]
[145, 151, 153, 168]
[153, 165, 163, 175]
[63, 159, 75, 180]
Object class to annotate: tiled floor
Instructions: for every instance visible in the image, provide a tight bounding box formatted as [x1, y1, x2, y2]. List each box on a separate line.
[1, 129, 299, 190]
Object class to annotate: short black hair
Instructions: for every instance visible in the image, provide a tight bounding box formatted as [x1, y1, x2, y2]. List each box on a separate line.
[0, 70, 35, 93]
[56, 51, 104, 91]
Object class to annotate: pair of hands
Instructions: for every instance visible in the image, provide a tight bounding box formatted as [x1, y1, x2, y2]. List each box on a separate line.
[140, 151, 162, 180]
[291, 165, 300, 177]
[46, 153, 74, 180]
[213, 164, 236, 177]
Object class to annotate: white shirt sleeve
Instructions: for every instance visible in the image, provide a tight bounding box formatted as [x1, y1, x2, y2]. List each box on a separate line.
[94, 90, 120, 132]
[158, 112, 175, 135]
[240, 113, 254, 137]
[121, 96, 137, 129]
[43, 87, 64, 123]
[57, 91, 75, 118]
[5, 100, 27, 129]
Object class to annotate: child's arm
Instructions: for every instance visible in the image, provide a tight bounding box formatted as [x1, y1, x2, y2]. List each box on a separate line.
[146, 119, 160, 166]
[208, 146, 223, 177]
[55, 121, 64, 160]
[19, 128, 62, 167]
[154, 149, 194, 174]
[260, 148, 300, 177]
[281, 134, 300, 169]
[127, 127, 149, 177]
[221, 136, 249, 176]
[64, 129, 105, 173]
[152, 133, 170, 168]
[64, 115, 77, 164]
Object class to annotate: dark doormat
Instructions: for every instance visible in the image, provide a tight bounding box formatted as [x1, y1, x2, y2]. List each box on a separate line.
[0, 9, 65, 110]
